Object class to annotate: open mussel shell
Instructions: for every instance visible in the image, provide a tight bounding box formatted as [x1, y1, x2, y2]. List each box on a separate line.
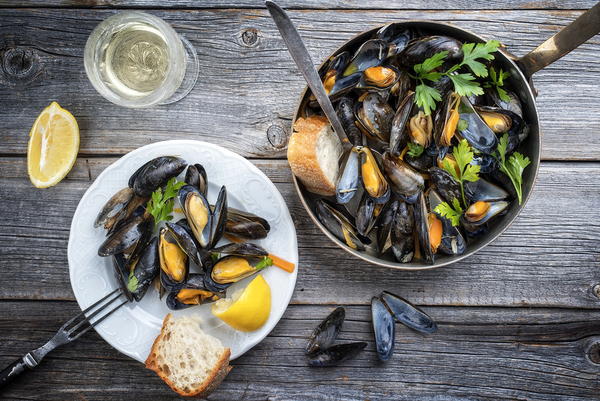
[356, 192, 377, 236]
[210, 255, 270, 285]
[179, 185, 212, 248]
[380, 291, 437, 334]
[127, 237, 160, 302]
[357, 65, 400, 91]
[357, 147, 390, 204]
[128, 156, 186, 197]
[184, 163, 208, 197]
[112, 254, 134, 302]
[98, 214, 153, 257]
[409, 110, 433, 148]
[315, 199, 370, 251]
[371, 296, 395, 361]
[391, 201, 415, 263]
[414, 192, 435, 264]
[389, 91, 414, 156]
[458, 97, 498, 154]
[434, 92, 461, 148]
[471, 154, 498, 174]
[355, 93, 394, 142]
[342, 39, 388, 77]
[94, 187, 134, 229]
[487, 88, 523, 118]
[328, 73, 361, 100]
[463, 200, 509, 226]
[336, 148, 360, 205]
[377, 199, 399, 255]
[427, 189, 466, 256]
[225, 207, 270, 241]
[209, 186, 228, 249]
[158, 227, 189, 292]
[166, 274, 223, 310]
[165, 222, 201, 268]
[464, 178, 509, 203]
[383, 152, 424, 198]
[212, 242, 268, 258]
[428, 167, 461, 204]
[306, 307, 345, 355]
[399, 35, 463, 67]
[376, 23, 413, 57]
[307, 342, 367, 367]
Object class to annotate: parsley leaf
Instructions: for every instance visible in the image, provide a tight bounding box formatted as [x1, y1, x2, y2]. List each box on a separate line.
[434, 198, 464, 227]
[457, 118, 468, 132]
[146, 177, 186, 228]
[448, 73, 485, 97]
[484, 67, 511, 102]
[413, 51, 448, 75]
[255, 256, 274, 271]
[441, 139, 480, 207]
[495, 133, 531, 204]
[127, 271, 138, 293]
[407, 142, 424, 158]
[415, 83, 442, 116]
[460, 40, 500, 77]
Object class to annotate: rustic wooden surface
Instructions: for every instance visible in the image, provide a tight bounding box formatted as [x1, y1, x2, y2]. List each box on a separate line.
[0, 2, 599, 401]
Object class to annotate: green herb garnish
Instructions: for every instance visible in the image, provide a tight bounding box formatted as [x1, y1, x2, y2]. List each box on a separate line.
[146, 177, 186, 228]
[441, 139, 481, 207]
[412, 40, 501, 115]
[255, 256, 274, 270]
[495, 134, 531, 204]
[407, 142, 424, 158]
[434, 198, 464, 227]
[484, 67, 511, 102]
[127, 271, 138, 293]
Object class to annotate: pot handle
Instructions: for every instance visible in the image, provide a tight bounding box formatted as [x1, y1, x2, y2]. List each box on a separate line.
[517, 1, 600, 79]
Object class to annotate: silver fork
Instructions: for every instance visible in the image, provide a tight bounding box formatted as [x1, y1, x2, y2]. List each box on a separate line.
[0, 287, 127, 388]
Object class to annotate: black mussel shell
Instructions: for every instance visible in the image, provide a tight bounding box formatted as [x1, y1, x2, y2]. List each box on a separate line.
[98, 214, 152, 257]
[487, 88, 523, 118]
[165, 222, 202, 267]
[372, 296, 395, 361]
[307, 342, 367, 367]
[112, 253, 134, 302]
[225, 208, 270, 241]
[458, 97, 498, 154]
[342, 39, 388, 77]
[306, 306, 345, 355]
[464, 178, 509, 203]
[336, 148, 361, 205]
[399, 36, 463, 67]
[209, 186, 228, 249]
[184, 164, 208, 197]
[128, 237, 160, 302]
[202, 258, 230, 293]
[355, 93, 394, 143]
[389, 91, 414, 156]
[391, 202, 415, 263]
[414, 192, 434, 264]
[383, 152, 424, 197]
[212, 242, 268, 258]
[427, 189, 466, 256]
[381, 291, 437, 334]
[159, 228, 189, 292]
[95, 187, 134, 229]
[471, 154, 498, 174]
[328, 73, 361, 100]
[377, 199, 399, 255]
[315, 199, 370, 251]
[166, 274, 223, 310]
[336, 97, 362, 146]
[428, 167, 461, 204]
[129, 156, 186, 197]
[405, 151, 434, 173]
[376, 23, 413, 57]
[356, 192, 376, 236]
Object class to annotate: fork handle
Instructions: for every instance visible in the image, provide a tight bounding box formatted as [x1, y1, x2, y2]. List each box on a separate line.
[0, 355, 33, 388]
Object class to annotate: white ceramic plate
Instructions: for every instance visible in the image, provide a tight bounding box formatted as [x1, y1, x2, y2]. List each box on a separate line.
[68, 140, 298, 362]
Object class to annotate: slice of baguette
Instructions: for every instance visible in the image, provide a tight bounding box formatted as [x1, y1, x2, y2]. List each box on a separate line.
[287, 115, 342, 196]
[145, 314, 232, 398]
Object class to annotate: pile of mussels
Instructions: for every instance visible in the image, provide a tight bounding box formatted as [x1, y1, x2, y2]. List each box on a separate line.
[94, 156, 272, 308]
[301, 24, 529, 264]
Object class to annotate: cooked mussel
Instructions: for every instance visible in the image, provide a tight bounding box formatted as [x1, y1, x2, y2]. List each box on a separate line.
[127, 237, 160, 302]
[209, 186, 228, 249]
[112, 253, 134, 302]
[335, 97, 362, 145]
[427, 189, 466, 256]
[165, 221, 201, 267]
[166, 274, 223, 310]
[98, 214, 153, 257]
[391, 201, 415, 263]
[321, 51, 349, 95]
[94, 187, 134, 230]
[355, 93, 394, 142]
[414, 191, 442, 264]
[409, 110, 433, 148]
[383, 152, 424, 198]
[212, 242, 268, 258]
[315, 199, 369, 251]
[428, 166, 461, 204]
[307, 342, 367, 367]
[389, 91, 414, 156]
[225, 207, 270, 241]
[464, 178, 509, 203]
[380, 291, 437, 334]
[356, 192, 377, 236]
[179, 185, 212, 248]
[377, 199, 399, 255]
[371, 296, 395, 361]
[356, 147, 390, 204]
[357, 65, 400, 91]
[210, 255, 272, 285]
[463, 200, 509, 226]
[336, 148, 360, 205]
[458, 97, 498, 154]
[306, 307, 345, 355]
[434, 92, 461, 148]
[328, 73, 361, 100]
[376, 23, 413, 57]
[399, 36, 463, 66]
[184, 163, 208, 197]
[158, 227, 188, 292]
[343, 39, 388, 77]
[128, 156, 186, 197]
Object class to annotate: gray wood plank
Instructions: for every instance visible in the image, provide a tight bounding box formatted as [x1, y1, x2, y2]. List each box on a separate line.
[0, 9, 599, 160]
[1, 157, 599, 308]
[0, 0, 597, 10]
[0, 301, 599, 401]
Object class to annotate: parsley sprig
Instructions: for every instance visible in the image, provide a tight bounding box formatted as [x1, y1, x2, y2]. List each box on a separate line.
[484, 67, 511, 102]
[406, 142, 424, 158]
[146, 177, 186, 228]
[412, 40, 501, 115]
[434, 198, 464, 227]
[495, 134, 531, 204]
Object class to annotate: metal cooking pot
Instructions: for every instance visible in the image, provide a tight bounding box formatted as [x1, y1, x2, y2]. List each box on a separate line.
[292, 3, 600, 270]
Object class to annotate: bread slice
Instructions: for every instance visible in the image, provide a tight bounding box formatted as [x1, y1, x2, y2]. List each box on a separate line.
[287, 115, 342, 196]
[145, 314, 232, 397]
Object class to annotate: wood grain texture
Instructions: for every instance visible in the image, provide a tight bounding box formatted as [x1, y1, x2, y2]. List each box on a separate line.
[0, 9, 599, 160]
[0, 0, 598, 10]
[1, 157, 599, 308]
[0, 301, 599, 401]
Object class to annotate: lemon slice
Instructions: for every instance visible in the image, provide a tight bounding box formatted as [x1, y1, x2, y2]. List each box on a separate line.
[27, 102, 79, 188]
[212, 275, 271, 332]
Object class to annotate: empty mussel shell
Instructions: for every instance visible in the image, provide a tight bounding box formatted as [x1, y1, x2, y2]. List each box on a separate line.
[315, 199, 370, 251]
[94, 187, 134, 229]
[342, 39, 388, 77]
[464, 178, 509, 203]
[336, 148, 361, 205]
[184, 163, 208, 197]
[306, 306, 345, 355]
[307, 342, 367, 367]
[372, 296, 395, 361]
[381, 291, 437, 334]
[428, 167, 461, 204]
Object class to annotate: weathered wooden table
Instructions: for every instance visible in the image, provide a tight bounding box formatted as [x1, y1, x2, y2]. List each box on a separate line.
[1, 1, 600, 400]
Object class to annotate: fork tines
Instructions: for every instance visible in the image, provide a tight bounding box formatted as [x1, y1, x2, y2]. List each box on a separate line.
[62, 288, 128, 341]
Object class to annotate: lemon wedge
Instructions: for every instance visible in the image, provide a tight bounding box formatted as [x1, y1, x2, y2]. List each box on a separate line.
[27, 102, 79, 188]
[212, 275, 271, 332]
